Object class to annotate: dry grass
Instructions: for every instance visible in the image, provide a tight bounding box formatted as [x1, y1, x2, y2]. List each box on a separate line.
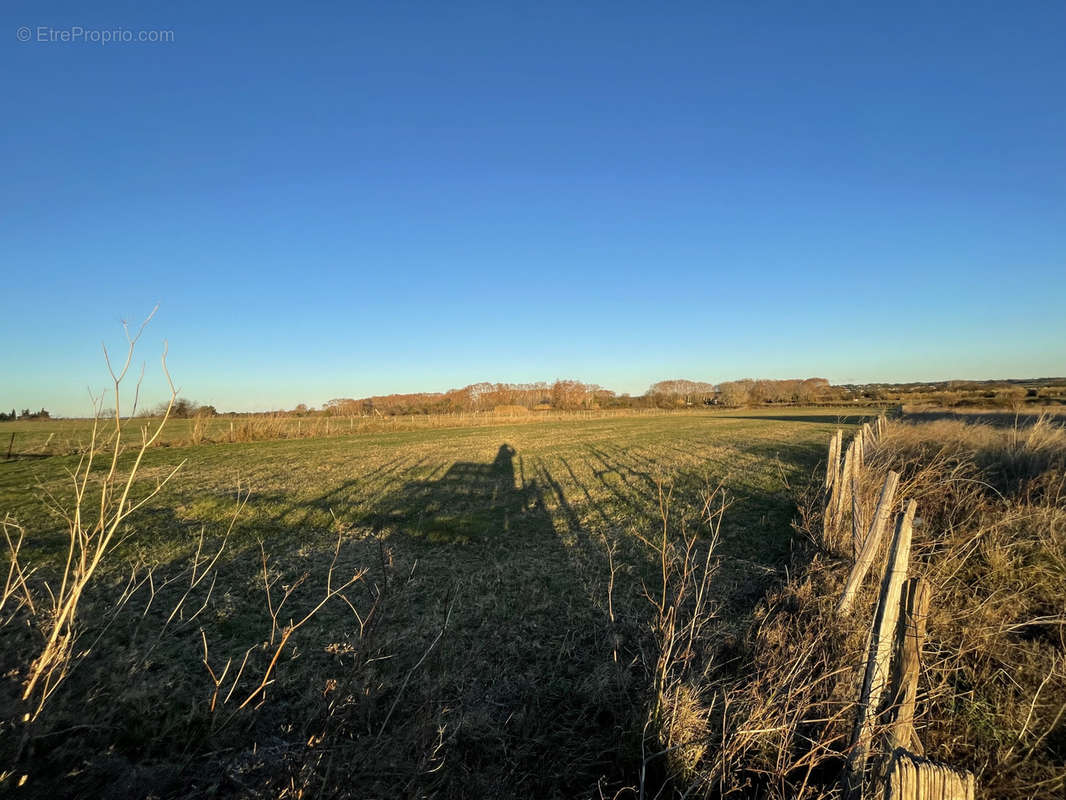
[3, 408, 700, 457]
[692, 414, 1066, 798]
[0, 322, 373, 796]
[15, 373, 1056, 798]
[3, 385, 858, 797]
[638, 484, 726, 795]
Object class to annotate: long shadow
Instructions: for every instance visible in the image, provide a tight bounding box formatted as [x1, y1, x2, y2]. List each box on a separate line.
[367, 445, 536, 543]
[358, 444, 629, 796]
[21, 429, 843, 798]
[30, 445, 634, 798]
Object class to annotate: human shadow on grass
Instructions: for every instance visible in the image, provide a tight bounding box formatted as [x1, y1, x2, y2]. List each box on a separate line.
[366, 444, 534, 544]
[5, 447, 643, 799]
[355, 444, 638, 797]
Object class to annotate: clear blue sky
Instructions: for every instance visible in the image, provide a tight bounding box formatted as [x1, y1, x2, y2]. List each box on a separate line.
[3, 1, 1064, 416]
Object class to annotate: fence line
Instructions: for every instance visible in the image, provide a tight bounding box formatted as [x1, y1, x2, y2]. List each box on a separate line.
[823, 418, 976, 799]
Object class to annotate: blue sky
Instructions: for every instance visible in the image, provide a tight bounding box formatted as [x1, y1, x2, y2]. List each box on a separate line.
[3, 1, 1064, 416]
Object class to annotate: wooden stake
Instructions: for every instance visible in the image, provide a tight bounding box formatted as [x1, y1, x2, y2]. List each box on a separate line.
[865, 422, 876, 453]
[834, 439, 856, 532]
[838, 471, 900, 613]
[845, 499, 916, 797]
[826, 433, 840, 490]
[832, 429, 843, 488]
[884, 750, 975, 800]
[851, 475, 863, 560]
[825, 430, 844, 544]
[887, 577, 931, 754]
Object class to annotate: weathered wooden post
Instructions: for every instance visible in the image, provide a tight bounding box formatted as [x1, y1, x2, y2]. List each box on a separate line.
[851, 475, 863, 560]
[863, 421, 876, 455]
[886, 576, 931, 754]
[825, 430, 844, 545]
[844, 500, 916, 797]
[838, 471, 900, 613]
[884, 750, 975, 800]
[833, 438, 857, 545]
[826, 432, 840, 490]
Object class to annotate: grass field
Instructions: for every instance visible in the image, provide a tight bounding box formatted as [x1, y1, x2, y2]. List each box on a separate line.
[0, 409, 693, 457]
[0, 409, 877, 797]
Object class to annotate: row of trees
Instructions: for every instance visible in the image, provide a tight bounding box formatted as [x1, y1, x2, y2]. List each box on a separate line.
[150, 375, 1066, 419]
[309, 377, 841, 416]
[10, 376, 1060, 421]
[318, 380, 619, 417]
[0, 408, 51, 421]
[645, 378, 839, 408]
[715, 378, 835, 407]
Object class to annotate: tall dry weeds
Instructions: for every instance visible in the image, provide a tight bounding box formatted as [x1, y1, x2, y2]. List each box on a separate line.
[0, 317, 374, 794]
[704, 415, 1066, 799]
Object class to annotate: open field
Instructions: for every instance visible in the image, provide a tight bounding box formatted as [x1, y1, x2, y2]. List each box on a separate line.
[0, 409, 874, 797]
[2, 411, 652, 457]
[6, 408, 1060, 797]
[8, 406, 1062, 461]
[0, 407, 872, 457]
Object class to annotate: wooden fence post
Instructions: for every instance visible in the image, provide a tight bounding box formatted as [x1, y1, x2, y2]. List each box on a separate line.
[838, 471, 900, 613]
[851, 475, 863, 560]
[826, 432, 840, 490]
[833, 438, 857, 537]
[886, 577, 931, 755]
[844, 500, 916, 798]
[864, 421, 877, 454]
[825, 430, 844, 544]
[884, 750, 975, 800]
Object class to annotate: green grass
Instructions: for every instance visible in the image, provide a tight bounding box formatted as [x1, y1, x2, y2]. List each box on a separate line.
[0, 408, 874, 797]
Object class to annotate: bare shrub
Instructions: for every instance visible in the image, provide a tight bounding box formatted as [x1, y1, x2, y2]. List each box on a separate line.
[634, 483, 726, 796]
[0, 317, 374, 794]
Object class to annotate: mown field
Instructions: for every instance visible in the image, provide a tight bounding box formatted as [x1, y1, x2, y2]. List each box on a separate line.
[0, 409, 876, 798]
[0, 409, 689, 457]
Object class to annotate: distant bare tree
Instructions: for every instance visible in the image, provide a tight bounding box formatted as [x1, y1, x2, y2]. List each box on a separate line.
[551, 380, 586, 410]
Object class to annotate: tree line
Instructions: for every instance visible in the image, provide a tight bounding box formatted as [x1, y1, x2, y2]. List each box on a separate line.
[313, 377, 841, 417]
[10, 375, 1060, 421]
[0, 408, 51, 421]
